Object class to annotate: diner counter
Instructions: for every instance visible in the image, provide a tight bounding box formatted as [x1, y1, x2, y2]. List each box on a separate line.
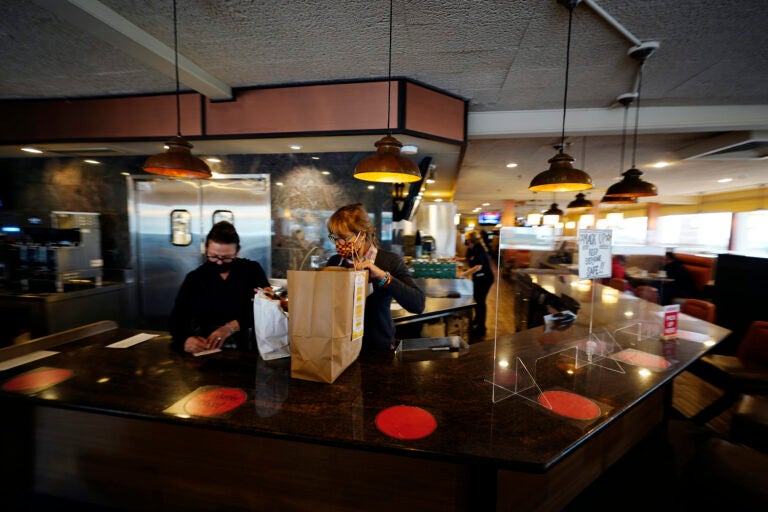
[0, 274, 731, 512]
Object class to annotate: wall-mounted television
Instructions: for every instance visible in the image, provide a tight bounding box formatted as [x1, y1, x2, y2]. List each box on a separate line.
[478, 211, 501, 225]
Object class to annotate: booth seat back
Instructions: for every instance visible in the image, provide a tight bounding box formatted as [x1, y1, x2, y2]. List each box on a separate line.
[674, 253, 716, 294]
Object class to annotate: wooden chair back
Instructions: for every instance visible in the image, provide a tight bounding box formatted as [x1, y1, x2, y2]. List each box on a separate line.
[681, 298, 717, 323]
[633, 285, 659, 304]
[607, 278, 628, 292]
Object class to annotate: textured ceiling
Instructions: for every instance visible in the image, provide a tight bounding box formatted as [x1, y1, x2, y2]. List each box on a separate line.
[1, 0, 767, 216]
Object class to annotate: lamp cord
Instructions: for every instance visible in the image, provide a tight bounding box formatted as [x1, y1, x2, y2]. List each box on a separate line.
[386, 0, 393, 135]
[630, 65, 643, 168]
[173, 0, 181, 137]
[620, 100, 629, 172]
[560, 2, 575, 151]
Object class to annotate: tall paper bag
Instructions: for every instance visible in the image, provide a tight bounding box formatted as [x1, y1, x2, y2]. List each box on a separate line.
[287, 269, 367, 383]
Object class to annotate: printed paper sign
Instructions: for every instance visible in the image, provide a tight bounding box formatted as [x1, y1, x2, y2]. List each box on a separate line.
[663, 304, 680, 339]
[577, 229, 612, 280]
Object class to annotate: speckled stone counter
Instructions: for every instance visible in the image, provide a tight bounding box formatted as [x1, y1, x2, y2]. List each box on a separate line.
[0, 275, 731, 511]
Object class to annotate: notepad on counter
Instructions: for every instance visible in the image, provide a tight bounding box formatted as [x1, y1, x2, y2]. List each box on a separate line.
[107, 333, 159, 349]
[193, 348, 222, 357]
[0, 350, 59, 372]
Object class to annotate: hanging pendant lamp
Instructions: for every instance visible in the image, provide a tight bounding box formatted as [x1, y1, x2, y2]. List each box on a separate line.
[529, 0, 592, 192]
[567, 192, 593, 210]
[543, 203, 564, 217]
[601, 93, 638, 204]
[605, 46, 658, 198]
[143, 0, 211, 179]
[353, 0, 420, 183]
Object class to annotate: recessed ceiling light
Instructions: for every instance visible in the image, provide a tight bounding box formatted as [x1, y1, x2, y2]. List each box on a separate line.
[652, 161, 670, 168]
[289, 145, 302, 150]
[321, 171, 330, 175]
[368, 185, 375, 190]
[84, 159, 100, 164]
[506, 162, 518, 168]
[717, 178, 733, 183]
[311, 156, 320, 160]
[21, 147, 43, 154]
[206, 157, 221, 163]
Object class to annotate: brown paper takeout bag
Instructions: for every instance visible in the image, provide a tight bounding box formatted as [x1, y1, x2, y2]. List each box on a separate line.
[287, 269, 367, 383]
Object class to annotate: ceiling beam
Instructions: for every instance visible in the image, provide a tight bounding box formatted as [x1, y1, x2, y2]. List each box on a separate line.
[31, 0, 233, 101]
[468, 105, 768, 139]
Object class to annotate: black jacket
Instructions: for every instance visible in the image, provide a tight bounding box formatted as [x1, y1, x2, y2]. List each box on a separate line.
[169, 258, 270, 351]
[327, 248, 425, 351]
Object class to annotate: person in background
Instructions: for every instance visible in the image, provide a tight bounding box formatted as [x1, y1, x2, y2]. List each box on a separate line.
[326, 203, 425, 351]
[169, 221, 271, 354]
[601, 254, 632, 292]
[661, 251, 700, 304]
[459, 230, 494, 339]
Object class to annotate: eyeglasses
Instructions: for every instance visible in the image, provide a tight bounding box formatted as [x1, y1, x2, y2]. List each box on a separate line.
[328, 232, 359, 244]
[206, 254, 236, 263]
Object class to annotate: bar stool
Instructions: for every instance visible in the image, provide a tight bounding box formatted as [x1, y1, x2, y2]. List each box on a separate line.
[729, 394, 768, 454]
[686, 320, 768, 425]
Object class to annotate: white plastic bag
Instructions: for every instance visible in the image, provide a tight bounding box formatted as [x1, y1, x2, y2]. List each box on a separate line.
[253, 289, 290, 360]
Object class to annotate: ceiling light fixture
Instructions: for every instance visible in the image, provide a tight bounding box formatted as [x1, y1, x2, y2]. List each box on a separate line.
[543, 203, 564, 217]
[601, 92, 638, 204]
[143, 0, 211, 179]
[353, 0, 420, 183]
[425, 164, 437, 184]
[567, 192, 593, 210]
[567, 137, 594, 210]
[605, 42, 659, 198]
[529, 0, 592, 192]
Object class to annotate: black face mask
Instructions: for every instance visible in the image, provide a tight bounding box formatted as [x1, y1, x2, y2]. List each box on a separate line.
[204, 260, 233, 274]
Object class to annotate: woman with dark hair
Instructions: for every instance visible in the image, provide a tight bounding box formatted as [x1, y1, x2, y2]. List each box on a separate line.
[326, 203, 425, 351]
[460, 230, 494, 339]
[169, 221, 271, 353]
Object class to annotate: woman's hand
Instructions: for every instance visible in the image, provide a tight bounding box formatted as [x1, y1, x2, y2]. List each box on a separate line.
[184, 335, 210, 354]
[355, 260, 386, 282]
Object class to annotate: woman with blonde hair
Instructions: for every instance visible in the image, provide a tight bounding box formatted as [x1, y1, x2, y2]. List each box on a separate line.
[459, 230, 494, 339]
[326, 203, 425, 351]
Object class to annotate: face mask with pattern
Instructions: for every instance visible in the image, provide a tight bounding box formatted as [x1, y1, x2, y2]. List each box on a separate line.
[335, 232, 362, 260]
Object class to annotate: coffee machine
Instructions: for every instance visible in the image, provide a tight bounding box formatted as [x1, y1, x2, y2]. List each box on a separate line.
[9, 211, 103, 292]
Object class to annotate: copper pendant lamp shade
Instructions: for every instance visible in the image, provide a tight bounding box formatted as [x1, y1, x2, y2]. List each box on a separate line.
[143, 135, 212, 179]
[142, 0, 211, 179]
[530, 152, 592, 192]
[605, 167, 657, 197]
[354, 0, 419, 184]
[543, 203, 564, 216]
[353, 135, 422, 183]
[529, 1, 592, 193]
[600, 194, 638, 205]
[567, 192, 593, 210]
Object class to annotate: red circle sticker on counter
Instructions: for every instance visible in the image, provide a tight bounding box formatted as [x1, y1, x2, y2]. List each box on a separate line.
[538, 390, 601, 420]
[184, 387, 247, 417]
[2, 368, 73, 392]
[375, 405, 437, 440]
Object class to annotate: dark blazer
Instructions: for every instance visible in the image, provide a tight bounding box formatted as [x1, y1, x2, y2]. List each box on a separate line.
[327, 248, 425, 351]
[169, 258, 270, 351]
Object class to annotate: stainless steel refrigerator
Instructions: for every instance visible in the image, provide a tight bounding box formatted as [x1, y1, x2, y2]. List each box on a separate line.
[127, 175, 271, 330]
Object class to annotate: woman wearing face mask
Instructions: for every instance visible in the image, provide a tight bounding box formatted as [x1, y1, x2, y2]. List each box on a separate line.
[169, 221, 271, 354]
[326, 203, 425, 351]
